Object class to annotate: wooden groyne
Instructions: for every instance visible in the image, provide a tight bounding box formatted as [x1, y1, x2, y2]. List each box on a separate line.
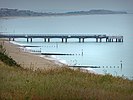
[69, 65, 100, 68]
[0, 33, 123, 43]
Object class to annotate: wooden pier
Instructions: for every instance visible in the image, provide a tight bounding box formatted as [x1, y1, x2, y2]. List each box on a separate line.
[0, 33, 123, 43]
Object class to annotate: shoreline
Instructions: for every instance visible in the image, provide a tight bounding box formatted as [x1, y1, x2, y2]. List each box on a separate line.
[10, 41, 69, 66]
[0, 39, 96, 74]
[0, 39, 67, 71]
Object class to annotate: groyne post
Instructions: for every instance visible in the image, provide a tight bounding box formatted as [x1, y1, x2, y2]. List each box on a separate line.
[82, 49, 83, 56]
[120, 60, 123, 71]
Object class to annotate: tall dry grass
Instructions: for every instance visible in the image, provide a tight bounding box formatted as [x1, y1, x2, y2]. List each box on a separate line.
[0, 61, 133, 100]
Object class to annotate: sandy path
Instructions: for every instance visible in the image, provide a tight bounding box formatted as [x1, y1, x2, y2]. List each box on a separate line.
[0, 39, 65, 70]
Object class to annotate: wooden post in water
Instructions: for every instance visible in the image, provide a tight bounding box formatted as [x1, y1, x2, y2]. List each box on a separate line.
[120, 60, 123, 71]
[81, 49, 83, 56]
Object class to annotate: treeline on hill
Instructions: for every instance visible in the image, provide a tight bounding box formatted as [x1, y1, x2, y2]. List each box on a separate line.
[0, 44, 20, 67]
[0, 8, 127, 17]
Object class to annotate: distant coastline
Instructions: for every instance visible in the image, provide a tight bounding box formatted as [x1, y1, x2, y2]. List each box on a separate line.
[0, 8, 127, 17]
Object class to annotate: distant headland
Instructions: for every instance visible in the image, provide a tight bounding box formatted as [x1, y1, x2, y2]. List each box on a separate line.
[0, 8, 127, 17]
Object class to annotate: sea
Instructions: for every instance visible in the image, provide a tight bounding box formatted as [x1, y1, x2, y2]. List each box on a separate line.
[0, 14, 133, 80]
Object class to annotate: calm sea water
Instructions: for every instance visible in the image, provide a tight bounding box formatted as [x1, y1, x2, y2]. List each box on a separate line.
[0, 14, 133, 79]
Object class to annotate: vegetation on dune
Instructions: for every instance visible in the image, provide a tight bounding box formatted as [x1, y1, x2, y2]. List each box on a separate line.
[0, 61, 133, 100]
[0, 44, 20, 67]
[0, 42, 133, 99]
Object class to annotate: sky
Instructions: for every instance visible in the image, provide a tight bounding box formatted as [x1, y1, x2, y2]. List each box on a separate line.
[0, 0, 133, 12]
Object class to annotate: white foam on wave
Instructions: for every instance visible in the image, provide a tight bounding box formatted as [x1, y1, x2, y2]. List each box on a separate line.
[39, 55, 68, 66]
[10, 41, 25, 46]
[25, 47, 32, 50]
[40, 54, 98, 74]
[58, 59, 68, 65]
[10, 41, 33, 52]
[80, 68, 97, 74]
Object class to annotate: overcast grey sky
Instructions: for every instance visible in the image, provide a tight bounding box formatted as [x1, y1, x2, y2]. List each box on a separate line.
[0, 0, 133, 12]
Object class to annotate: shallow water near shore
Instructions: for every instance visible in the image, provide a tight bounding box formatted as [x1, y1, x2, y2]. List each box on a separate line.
[0, 14, 133, 79]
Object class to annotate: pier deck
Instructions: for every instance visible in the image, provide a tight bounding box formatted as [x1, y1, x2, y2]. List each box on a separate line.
[0, 33, 123, 43]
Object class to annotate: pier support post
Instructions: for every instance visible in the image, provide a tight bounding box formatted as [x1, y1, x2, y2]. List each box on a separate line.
[79, 38, 81, 43]
[65, 38, 67, 42]
[13, 38, 15, 41]
[109, 39, 111, 42]
[9, 38, 11, 41]
[44, 38, 47, 42]
[111, 39, 113, 42]
[122, 39, 123, 42]
[48, 38, 50, 42]
[96, 38, 98, 42]
[30, 38, 32, 42]
[100, 38, 102, 42]
[62, 38, 64, 42]
[116, 38, 118, 42]
[82, 38, 84, 42]
[27, 38, 29, 42]
[118, 39, 121, 42]
[106, 38, 108, 42]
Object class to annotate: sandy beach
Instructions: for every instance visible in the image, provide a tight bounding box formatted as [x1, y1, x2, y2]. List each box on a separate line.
[0, 39, 65, 71]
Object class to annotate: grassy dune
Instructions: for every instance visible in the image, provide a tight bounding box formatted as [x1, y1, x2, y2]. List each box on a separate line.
[0, 43, 133, 99]
[0, 61, 133, 100]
